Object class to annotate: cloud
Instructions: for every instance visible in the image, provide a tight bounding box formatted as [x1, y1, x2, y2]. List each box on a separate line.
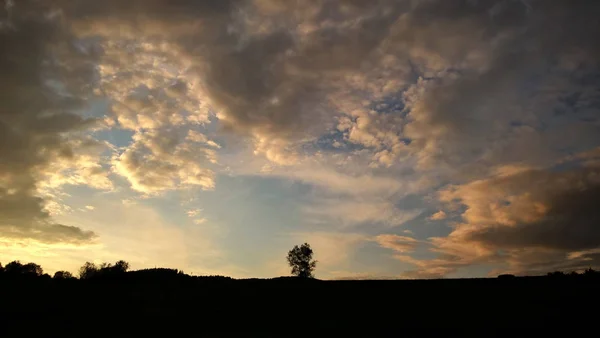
[39, 0, 600, 178]
[0, 200, 229, 276]
[186, 131, 221, 149]
[185, 208, 207, 225]
[3, 0, 600, 277]
[60, 0, 413, 166]
[305, 199, 422, 228]
[429, 211, 447, 221]
[186, 209, 202, 217]
[193, 218, 207, 225]
[400, 164, 600, 277]
[307, 232, 366, 267]
[374, 234, 462, 279]
[291, 232, 367, 272]
[444, 167, 600, 252]
[36, 137, 114, 192]
[375, 234, 420, 254]
[0, 1, 109, 244]
[400, 0, 600, 170]
[0, 187, 96, 245]
[113, 129, 216, 194]
[336, 108, 407, 168]
[96, 41, 211, 131]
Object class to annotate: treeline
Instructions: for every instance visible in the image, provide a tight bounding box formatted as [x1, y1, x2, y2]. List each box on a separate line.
[545, 268, 600, 279]
[498, 268, 600, 280]
[0, 260, 232, 281]
[2, 259, 600, 281]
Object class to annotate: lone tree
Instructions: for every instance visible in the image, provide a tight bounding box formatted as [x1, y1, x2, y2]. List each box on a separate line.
[287, 243, 317, 278]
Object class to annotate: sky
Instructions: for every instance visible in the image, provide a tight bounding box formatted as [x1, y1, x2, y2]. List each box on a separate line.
[1, 0, 600, 279]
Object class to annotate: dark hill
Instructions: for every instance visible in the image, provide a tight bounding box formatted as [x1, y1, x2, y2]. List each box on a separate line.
[1, 272, 599, 336]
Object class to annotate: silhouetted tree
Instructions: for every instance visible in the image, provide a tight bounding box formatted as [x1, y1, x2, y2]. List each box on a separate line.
[79, 262, 99, 280]
[547, 271, 565, 278]
[5, 261, 23, 274]
[23, 263, 43, 276]
[584, 268, 598, 277]
[4, 261, 43, 277]
[287, 243, 317, 278]
[0, 262, 3, 274]
[114, 260, 130, 273]
[53, 271, 74, 279]
[79, 260, 130, 280]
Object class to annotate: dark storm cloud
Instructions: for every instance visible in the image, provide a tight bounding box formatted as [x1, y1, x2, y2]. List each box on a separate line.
[0, 0, 98, 244]
[180, 0, 407, 138]
[467, 168, 600, 252]
[62, 0, 410, 139]
[57, 0, 600, 146]
[0, 187, 96, 244]
[513, 251, 600, 276]
[421, 164, 600, 276]
[62, 0, 235, 18]
[402, 0, 600, 168]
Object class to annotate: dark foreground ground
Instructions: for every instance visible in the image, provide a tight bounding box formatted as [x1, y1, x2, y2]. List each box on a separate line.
[1, 273, 598, 336]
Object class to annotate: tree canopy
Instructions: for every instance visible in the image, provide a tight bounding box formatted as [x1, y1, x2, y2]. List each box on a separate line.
[286, 243, 317, 278]
[3, 261, 43, 277]
[53, 271, 74, 279]
[79, 260, 130, 280]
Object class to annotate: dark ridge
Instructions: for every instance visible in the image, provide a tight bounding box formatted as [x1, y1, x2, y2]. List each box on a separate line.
[1, 259, 599, 336]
